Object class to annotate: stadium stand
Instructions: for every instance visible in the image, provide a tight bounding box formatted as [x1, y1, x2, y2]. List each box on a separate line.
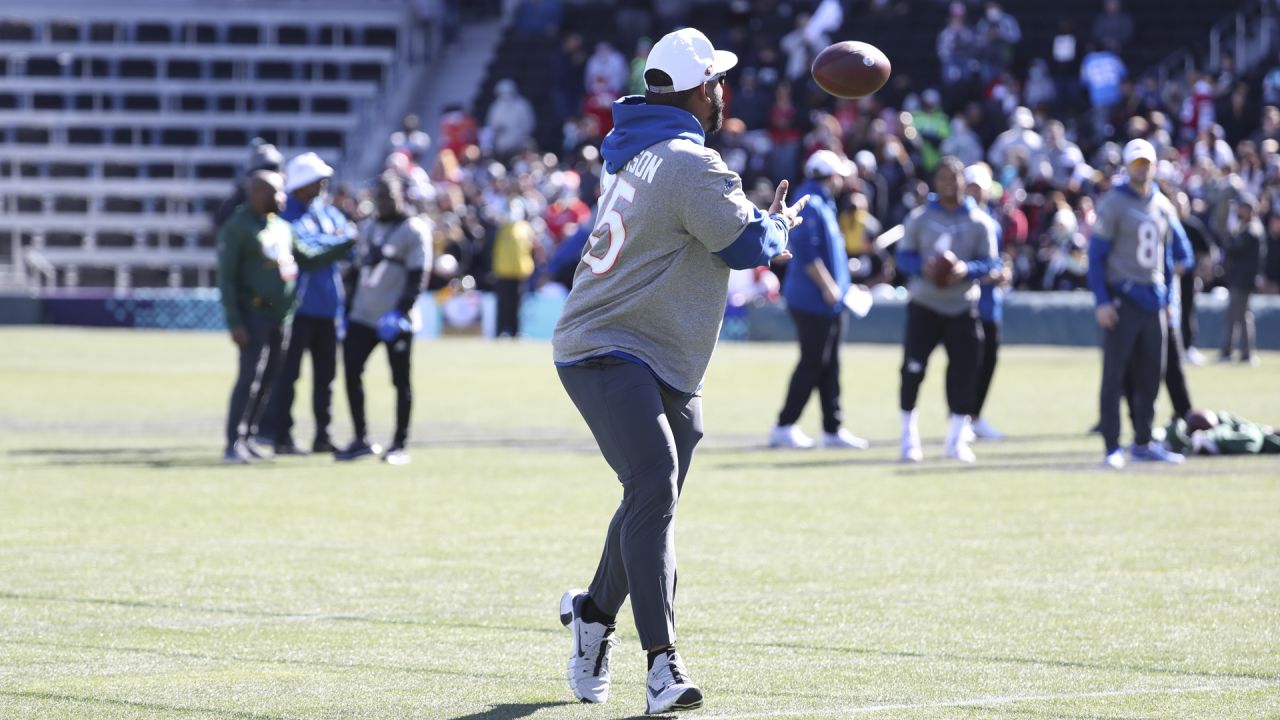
[0, 0, 445, 291]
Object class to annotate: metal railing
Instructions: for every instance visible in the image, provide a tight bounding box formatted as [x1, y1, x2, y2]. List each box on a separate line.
[1208, 0, 1277, 74]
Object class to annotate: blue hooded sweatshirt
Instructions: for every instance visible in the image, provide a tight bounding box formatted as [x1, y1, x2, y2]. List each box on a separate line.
[599, 96, 789, 270]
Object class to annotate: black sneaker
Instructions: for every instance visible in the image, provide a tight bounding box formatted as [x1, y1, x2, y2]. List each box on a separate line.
[273, 438, 309, 456]
[335, 439, 382, 462]
[382, 444, 410, 466]
[312, 436, 336, 453]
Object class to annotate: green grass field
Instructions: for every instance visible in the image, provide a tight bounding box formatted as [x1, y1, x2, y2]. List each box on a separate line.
[1, 327, 1278, 720]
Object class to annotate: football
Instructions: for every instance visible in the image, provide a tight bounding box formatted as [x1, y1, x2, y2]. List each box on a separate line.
[811, 41, 891, 99]
[926, 251, 963, 287]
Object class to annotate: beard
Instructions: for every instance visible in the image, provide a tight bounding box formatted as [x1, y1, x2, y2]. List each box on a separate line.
[708, 93, 725, 134]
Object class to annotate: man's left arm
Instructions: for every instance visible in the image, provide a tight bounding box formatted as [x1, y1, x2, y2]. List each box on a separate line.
[965, 217, 1002, 280]
[395, 222, 432, 314]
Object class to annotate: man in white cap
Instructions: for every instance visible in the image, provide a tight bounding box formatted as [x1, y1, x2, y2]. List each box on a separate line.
[552, 27, 807, 714]
[963, 162, 1009, 441]
[1087, 138, 1188, 469]
[216, 170, 355, 464]
[257, 152, 356, 455]
[770, 149, 869, 450]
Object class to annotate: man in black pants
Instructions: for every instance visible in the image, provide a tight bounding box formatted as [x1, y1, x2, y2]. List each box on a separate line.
[769, 150, 868, 450]
[257, 152, 355, 455]
[895, 157, 1001, 463]
[1087, 139, 1187, 469]
[337, 173, 431, 465]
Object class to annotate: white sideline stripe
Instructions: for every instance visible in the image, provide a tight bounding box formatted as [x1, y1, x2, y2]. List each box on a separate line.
[701, 683, 1267, 719]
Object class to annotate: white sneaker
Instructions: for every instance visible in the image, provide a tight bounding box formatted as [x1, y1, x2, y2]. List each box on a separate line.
[769, 424, 816, 449]
[821, 428, 869, 449]
[1184, 346, 1206, 366]
[645, 647, 703, 714]
[971, 417, 1004, 440]
[900, 434, 922, 462]
[1102, 449, 1126, 470]
[945, 440, 977, 463]
[560, 589, 617, 703]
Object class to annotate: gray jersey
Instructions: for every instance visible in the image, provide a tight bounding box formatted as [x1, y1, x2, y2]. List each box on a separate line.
[899, 201, 999, 316]
[349, 216, 431, 328]
[1093, 187, 1176, 290]
[552, 138, 761, 393]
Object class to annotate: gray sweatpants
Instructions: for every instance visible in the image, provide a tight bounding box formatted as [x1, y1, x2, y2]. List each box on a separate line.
[557, 357, 704, 650]
[1099, 299, 1166, 453]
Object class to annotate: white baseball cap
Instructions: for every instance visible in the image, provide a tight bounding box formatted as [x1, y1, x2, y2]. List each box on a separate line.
[804, 149, 853, 178]
[284, 151, 334, 192]
[963, 163, 992, 192]
[644, 28, 737, 94]
[1122, 138, 1157, 166]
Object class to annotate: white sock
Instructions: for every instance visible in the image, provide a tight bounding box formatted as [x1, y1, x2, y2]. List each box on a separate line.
[946, 414, 970, 446]
[901, 410, 918, 441]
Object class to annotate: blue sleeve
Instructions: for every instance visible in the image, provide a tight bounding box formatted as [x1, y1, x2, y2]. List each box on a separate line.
[965, 256, 1002, 280]
[1087, 235, 1113, 306]
[897, 249, 923, 277]
[713, 208, 789, 270]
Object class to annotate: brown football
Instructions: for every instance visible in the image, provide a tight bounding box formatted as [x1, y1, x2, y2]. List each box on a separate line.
[811, 41, 891, 99]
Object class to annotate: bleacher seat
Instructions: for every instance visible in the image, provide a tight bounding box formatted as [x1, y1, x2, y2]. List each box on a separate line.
[0, 0, 437, 290]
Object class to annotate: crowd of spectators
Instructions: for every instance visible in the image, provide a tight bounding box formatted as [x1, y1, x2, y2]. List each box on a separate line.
[318, 0, 1280, 338]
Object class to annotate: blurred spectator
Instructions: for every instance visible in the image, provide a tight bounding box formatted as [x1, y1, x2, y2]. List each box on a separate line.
[1091, 0, 1134, 52]
[513, 0, 562, 38]
[941, 116, 983, 166]
[988, 107, 1043, 171]
[585, 41, 628, 96]
[1219, 195, 1263, 363]
[1049, 18, 1081, 115]
[214, 138, 284, 231]
[438, 104, 479, 158]
[974, 1, 1021, 80]
[389, 114, 432, 163]
[1080, 42, 1127, 138]
[553, 34, 588, 125]
[937, 3, 975, 91]
[491, 198, 537, 338]
[628, 37, 652, 96]
[485, 80, 536, 159]
[913, 89, 951, 173]
[1039, 120, 1084, 186]
[1024, 59, 1057, 111]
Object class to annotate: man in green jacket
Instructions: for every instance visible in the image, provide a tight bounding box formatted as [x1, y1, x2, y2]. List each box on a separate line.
[217, 170, 355, 463]
[1164, 409, 1280, 456]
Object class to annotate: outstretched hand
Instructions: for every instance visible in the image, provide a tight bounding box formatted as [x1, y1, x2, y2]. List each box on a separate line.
[769, 179, 809, 230]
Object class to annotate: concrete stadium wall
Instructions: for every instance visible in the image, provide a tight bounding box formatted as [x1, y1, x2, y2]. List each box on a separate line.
[1, 290, 1278, 350]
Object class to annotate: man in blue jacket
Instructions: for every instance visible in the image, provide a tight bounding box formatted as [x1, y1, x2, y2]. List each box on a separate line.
[258, 152, 355, 455]
[770, 150, 869, 450]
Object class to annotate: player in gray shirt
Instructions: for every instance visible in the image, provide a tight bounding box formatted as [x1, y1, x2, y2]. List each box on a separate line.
[894, 156, 1000, 464]
[337, 172, 431, 466]
[551, 28, 806, 715]
[1087, 139, 1186, 468]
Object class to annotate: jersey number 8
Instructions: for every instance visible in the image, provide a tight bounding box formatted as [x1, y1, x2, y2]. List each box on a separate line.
[583, 172, 637, 275]
[1136, 220, 1160, 270]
